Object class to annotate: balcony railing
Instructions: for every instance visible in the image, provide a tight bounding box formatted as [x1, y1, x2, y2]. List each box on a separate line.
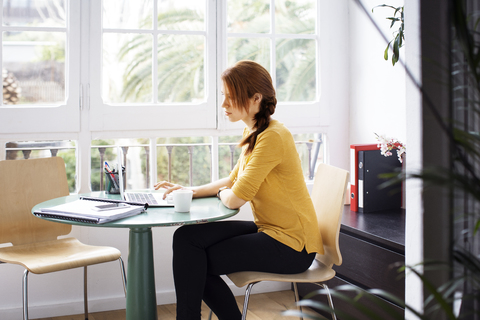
[5, 136, 323, 192]
[5, 141, 73, 160]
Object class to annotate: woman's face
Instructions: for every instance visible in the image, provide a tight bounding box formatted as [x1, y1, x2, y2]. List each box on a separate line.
[221, 83, 249, 124]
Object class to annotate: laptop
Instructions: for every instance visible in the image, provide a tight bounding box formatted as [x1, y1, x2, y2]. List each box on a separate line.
[117, 146, 174, 207]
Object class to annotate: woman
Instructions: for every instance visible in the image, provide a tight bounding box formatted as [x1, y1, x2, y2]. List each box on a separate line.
[154, 60, 323, 320]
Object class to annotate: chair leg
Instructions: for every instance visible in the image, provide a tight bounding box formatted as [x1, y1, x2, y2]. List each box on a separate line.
[319, 283, 337, 320]
[84, 266, 89, 320]
[118, 257, 127, 297]
[22, 270, 29, 320]
[21, 260, 127, 320]
[292, 283, 303, 320]
[241, 282, 257, 320]
[208, 309, 213, 320]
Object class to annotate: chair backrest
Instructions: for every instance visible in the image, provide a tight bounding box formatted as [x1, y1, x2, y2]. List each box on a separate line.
[0, 157, 71, 246]
[310, 164, 349, 268]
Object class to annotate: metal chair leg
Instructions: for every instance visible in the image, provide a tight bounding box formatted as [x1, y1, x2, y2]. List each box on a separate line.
[20, 259, 127, 320]
[319, 283, 337, 320]
[84, 266, 89, 320]
[118, 257, 127, 297]
[208, 309, 213, 320]
[293, 283, 304, 320]
[22, 270, 29, 320]
[241, 282, 257, 320]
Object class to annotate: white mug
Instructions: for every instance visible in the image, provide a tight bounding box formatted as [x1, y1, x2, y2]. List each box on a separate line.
[172, 189, 193, 212]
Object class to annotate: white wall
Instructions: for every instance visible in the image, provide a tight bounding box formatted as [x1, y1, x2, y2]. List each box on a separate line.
[318, 0, 351, 171]
[349, 0, 406, 146]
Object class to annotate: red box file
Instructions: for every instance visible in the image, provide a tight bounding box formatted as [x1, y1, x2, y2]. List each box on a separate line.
[350, 144, 379, 211]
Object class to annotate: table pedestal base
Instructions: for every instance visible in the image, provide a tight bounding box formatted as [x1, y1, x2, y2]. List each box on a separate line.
[126, 227, 158, 320]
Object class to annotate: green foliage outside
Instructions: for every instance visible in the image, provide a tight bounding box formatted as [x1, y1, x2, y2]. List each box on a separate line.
[156, 136, 212, 186]
[57, 149, 76, 193]
[90, 139, 116, 191]
[116, 0, 317, 104]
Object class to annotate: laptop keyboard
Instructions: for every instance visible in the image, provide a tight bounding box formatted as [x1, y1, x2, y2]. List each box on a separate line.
[128, 193, 158, 205]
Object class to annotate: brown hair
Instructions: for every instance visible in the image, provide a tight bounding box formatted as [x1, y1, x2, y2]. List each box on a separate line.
[221, 60, 277, 154]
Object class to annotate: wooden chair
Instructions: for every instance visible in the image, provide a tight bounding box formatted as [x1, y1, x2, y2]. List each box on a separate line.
[0, 157, 127, 320]
[222, 164, 349, 320]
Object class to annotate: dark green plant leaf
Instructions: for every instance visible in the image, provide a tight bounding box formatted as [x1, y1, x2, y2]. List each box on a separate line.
[373, 5, 404, 66]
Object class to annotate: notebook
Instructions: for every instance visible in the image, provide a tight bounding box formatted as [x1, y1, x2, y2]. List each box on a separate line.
[35, 198, 146, 224]
[117, 146, 174, 207]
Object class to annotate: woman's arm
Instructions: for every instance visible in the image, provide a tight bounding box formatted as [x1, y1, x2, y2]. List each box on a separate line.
[191, 177, 246, 209]
[155, 177, 233, 199]
[190, 177, 233, 198]
[218, 188, 246, 210]
[155, 177, 246, 209]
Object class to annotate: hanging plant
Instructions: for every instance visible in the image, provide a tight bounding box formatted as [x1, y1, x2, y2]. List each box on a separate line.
[373, 4, 405, 66]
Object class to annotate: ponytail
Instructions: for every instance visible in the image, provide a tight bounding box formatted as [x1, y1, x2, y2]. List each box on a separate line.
[221, 60, 277, 155]
[238, 96, 277, 154]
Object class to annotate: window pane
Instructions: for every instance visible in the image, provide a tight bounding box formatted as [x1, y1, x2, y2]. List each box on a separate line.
[157, 0, 205, 31]
[6, 140, 76, 192]
[292, 133, 324, 180]
[218, 135, 242, 179]
[227, 37, 270, 70]
[3, 31, 65, 105]
[3, 0, 66, 28]
[276, 38, 316, 101]
[103, 0, 153, 29]
[275, 0, 315, 34]
[91, 139, 152, 191]
[157, 34, 205, 103]
[227, 0, 270, 34]
[90, 140, 116, 192]
[103, 33, 152, 103]
[156, 136, 211, 186]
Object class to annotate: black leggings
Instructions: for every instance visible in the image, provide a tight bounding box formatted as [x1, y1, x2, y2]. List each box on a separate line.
[172, 220, 316, 320]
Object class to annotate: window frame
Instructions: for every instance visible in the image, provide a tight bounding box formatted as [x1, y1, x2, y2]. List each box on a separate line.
[0, 0, 81, 134]
[0, 0, 329, 194]
[217, 0, 324, 132]
[87, 0, 217, 132]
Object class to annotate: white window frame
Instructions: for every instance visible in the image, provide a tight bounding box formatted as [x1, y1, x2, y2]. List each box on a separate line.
[0, 0, 329, 193]
[0, 1, 325, 136]
[217, 0, 324, 133]
[0, 0, 81, 134]
[87, 0, 217, 133]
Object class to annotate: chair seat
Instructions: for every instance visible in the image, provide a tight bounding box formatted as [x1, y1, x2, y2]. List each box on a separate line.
[0, 237, 121, 274]
[227, 259, 336, 288]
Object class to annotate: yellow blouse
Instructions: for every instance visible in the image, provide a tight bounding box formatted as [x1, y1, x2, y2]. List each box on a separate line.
[229, 120, 323, 254]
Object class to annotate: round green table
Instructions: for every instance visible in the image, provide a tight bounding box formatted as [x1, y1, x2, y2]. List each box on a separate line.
[32, 191, 239, 320]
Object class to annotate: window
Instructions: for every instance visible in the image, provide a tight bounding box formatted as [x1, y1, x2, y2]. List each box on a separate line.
[88, 0, 216, 131]
[0, 0, 326, 193]
[220, 0, 321, 131]
[89, 134, 324, 194]
[0, 0, 80, 134]
[5, 139, 77, 192]
[226, 0, 317, 102]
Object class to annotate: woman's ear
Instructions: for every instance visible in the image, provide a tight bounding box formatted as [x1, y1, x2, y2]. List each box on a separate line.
[254, 93, 262, 103]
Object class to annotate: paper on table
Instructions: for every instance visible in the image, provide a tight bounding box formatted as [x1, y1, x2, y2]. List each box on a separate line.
[34, 198, 146, 224]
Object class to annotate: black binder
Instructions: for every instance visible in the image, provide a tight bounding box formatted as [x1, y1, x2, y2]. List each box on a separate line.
[358, 149, 402, 213]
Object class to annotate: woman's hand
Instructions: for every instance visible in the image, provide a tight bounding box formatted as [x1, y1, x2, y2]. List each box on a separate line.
[154, 181, 186, 199]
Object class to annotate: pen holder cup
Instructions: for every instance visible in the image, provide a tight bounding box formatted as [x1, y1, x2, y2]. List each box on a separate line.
[105, 170, 125, 194]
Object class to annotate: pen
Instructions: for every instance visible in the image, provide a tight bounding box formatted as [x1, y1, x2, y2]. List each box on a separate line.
[105, 161, 113, 172]
[104, 161, 119, 189]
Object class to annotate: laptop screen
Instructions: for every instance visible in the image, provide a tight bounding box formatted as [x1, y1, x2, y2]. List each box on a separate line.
[117, 146, 125, 200]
